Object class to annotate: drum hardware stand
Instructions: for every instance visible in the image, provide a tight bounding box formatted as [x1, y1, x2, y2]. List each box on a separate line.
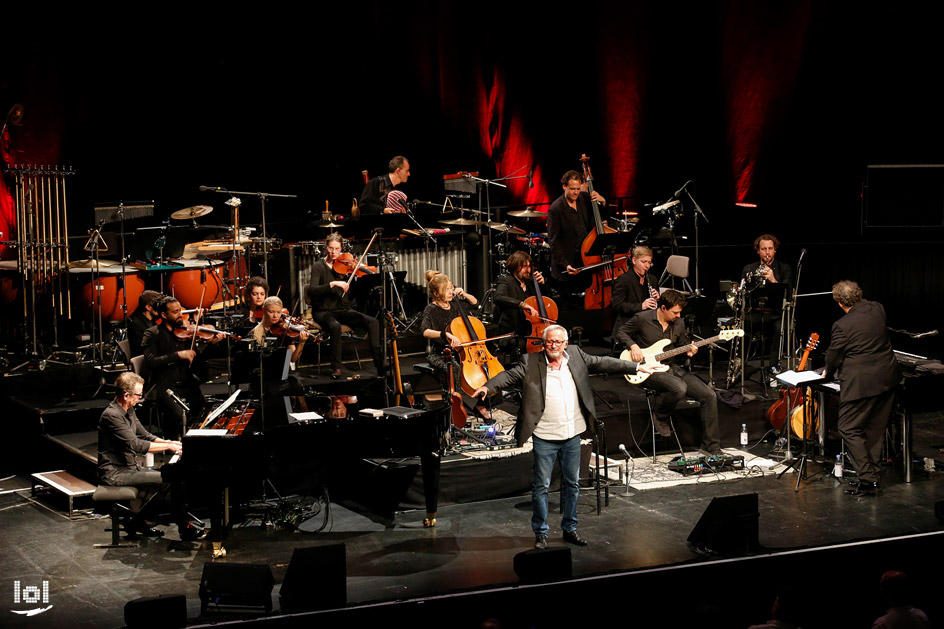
[81, 220, 111, 388]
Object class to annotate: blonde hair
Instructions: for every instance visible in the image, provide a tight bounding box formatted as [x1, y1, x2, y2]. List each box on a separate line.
[262, 296, 283, 310]
[425, 270, 451, 300]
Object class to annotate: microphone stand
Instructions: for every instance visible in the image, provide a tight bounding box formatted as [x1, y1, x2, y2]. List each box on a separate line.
[681, 186, 709, 297]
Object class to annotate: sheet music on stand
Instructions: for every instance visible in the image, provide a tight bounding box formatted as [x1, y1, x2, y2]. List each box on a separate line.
[775, 370, 828, 388]
[196, 388, 243, 430]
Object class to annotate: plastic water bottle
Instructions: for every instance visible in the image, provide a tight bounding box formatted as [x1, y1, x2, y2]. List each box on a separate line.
[740, 423, 748, 447]
[834, 454, 844, 478]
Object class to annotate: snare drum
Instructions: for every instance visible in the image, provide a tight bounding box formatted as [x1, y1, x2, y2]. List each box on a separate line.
[70, 266, 145, 321]
[167, 259, 225, 308]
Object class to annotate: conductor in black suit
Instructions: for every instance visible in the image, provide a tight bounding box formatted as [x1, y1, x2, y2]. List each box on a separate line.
[824, 280, 900, 496]
[472, 325, 646, 549]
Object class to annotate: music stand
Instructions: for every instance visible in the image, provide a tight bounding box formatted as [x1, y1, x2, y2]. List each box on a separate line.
[775, 370, 828, 491]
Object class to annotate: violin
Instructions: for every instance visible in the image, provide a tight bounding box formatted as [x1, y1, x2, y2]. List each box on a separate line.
[173, 323, 239, 343]
[333, 252, 377, 277]
[448, 298, 505, 398]
[523, 272, 557, 353]
[269, 313, 309, 338]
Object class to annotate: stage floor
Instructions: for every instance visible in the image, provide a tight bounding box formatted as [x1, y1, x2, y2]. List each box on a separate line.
[3, 407, 944, 628]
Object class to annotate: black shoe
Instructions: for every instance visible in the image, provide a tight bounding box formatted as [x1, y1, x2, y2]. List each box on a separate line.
[699, 447, 724, 458]
[331, 369, 342, 380]
[534, 533, 548, 550]
[563, 530, 589, 546]
[653, 418, 672, 437]
[179, 522, 207, 541]
[845, 481, 880, 496]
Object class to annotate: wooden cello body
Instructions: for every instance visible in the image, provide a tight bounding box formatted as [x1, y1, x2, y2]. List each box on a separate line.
[578, 154, 628, 310]
[448, 301, 504, 398]
[765, 333, 819, 432]
[523, 274, 557, 353]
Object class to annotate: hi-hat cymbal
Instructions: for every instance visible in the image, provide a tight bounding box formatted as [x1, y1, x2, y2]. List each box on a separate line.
[171, 205, 213, 220]
[319, 222, 345, 228]
[440, 218, 486, 226]
[507, 209, 546, 218]
[487, 222, 526, 235]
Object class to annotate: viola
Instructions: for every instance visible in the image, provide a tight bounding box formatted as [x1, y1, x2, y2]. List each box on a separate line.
[448, 298, 504, 398]
[332, 252, 377, 277]
[386, 311, 415, 406]
[523, 272, 557, 353]
[268, 314, 309, 338]
[578, 153, 629, 310]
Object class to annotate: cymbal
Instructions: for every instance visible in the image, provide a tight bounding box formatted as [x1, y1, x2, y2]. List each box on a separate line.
[507, 209, 546, 218]
[318, 222, 345, 228]
[68, 258, 119, 269]
[439, 218, 486, 226]
[620, 210, 639, 216]
[171, 205, 213, 220]
[653, 200, 680, 213]
[487, 222, 526, 235]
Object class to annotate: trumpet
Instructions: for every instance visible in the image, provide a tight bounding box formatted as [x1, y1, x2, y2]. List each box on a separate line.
[751, 258, 772, 285]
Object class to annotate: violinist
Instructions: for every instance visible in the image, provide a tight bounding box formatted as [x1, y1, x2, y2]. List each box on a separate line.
[546, 169, 606, 303]
[740, 234, 793, 374]
[611, 246, 659, 334]
[306, 232, 383, 379]
[494, 252, 546, 362]
[252, 296, 310, 364]
[420, 270, 491, 419]
[359, 155, 411, 216]
[142, 296, 224, 440]
[127, 290, 165, 358]
[233, 276, 269, 338]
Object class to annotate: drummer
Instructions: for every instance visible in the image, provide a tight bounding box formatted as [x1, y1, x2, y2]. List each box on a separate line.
[420, 270, 492, 420]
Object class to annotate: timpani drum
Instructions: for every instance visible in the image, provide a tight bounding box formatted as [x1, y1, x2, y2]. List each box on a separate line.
[70, 264, 145, 321]
[166, 258, 225, 309]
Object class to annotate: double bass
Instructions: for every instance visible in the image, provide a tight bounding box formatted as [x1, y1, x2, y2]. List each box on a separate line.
[578, 154, 629, 310]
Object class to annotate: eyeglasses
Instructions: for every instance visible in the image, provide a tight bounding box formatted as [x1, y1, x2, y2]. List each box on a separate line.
[545, 339, 567, 347]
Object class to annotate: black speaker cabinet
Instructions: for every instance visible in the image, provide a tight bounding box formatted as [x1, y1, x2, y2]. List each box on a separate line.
[513, 547, 572, 583]
[280, 544, 347, 611]
[687, 492, 760, 556]
[124, 594, 187, 628]
[199, 562, 274, 614]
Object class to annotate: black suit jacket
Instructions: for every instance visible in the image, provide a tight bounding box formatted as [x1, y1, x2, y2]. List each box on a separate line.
[546, 192, 596, 280]
[307, 259, 351, 312]
[824, 300, 900, 402]
[142, 324, 195, 400]
[482, 346, 638, 446]
[493, 274, 532, 335]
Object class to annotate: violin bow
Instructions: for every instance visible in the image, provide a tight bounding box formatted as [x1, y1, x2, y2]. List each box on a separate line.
[344, 231, 380, 285]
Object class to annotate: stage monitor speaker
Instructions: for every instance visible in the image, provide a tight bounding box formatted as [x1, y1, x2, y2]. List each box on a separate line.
[198, 562, 274, 614]
[280, 544, 347, 611]
[124, 593, 187, 628]
[687, 492, 759, 556]
[513, 547, 572, 583]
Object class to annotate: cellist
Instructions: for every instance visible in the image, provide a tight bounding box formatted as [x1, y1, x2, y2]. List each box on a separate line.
[546, 170, 607, 306]
[420, 271, 492, 420]
[494, 251, 546, 363]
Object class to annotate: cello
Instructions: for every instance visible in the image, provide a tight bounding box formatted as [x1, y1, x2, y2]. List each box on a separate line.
[523, 273, 557, 353]
[448, 298, 505, 398]
[578, 154, 628, 310]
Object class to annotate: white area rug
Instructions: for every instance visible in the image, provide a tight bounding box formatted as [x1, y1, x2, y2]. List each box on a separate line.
[598, 448, 790, 490]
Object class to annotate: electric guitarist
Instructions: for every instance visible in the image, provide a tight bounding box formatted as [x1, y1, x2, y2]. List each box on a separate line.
[615, 289, 723, 455]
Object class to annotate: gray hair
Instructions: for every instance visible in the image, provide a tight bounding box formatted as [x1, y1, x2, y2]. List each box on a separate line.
[116, 371, 144, 395]
[832, 280, 863, 308]
[542, 325, 568, 341]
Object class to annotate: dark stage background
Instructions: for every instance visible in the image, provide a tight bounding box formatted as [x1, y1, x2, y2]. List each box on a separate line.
[2, 2, 942, 356]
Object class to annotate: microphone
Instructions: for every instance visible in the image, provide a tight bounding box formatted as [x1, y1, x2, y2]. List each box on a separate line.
[619, 443, 631, 458]
[672, 180, 693, 199]
[165, 389, 191, 412]
[528, 165, 534, 188]
[198, 185, 223, 192]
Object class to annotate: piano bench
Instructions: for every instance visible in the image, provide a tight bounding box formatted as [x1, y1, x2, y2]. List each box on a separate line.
[30, 470, 96, 520]
[92, 486, 141, 548]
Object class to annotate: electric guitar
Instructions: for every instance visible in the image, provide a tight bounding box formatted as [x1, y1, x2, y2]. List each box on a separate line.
[620, 328, 744, 385]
